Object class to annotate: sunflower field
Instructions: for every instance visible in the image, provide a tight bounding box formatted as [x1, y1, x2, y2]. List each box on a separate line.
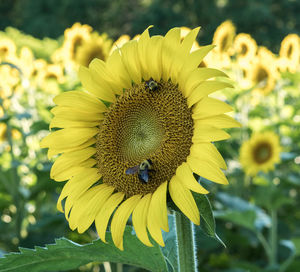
[0, 4, 300, 272]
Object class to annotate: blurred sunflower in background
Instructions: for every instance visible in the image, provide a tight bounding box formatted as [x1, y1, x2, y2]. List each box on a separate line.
[249, 56, 277, 95]
[60, 22, 92, 67]
[75, 33, 112, 67]
[240, 131, 281, 176]
[211, 20, 235, 68]
[233, 33, 257, 63]
[41, 26, 240, 250]
[0, 37, 16, 61]
[279, 34, 300, 72]
[213, 20, 236, 55]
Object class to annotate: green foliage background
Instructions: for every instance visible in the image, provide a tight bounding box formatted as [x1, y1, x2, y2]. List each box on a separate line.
[1, 0, 300, 52]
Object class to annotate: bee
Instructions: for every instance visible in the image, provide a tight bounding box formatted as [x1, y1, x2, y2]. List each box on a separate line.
[125, 159, 154, 184]
[145, 78, 158, 91]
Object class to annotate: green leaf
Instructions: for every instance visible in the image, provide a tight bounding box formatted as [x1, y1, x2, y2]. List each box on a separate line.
[215, 210, 257, 231]
[0, 227, 168, 272]
[192, 192, 226, 247]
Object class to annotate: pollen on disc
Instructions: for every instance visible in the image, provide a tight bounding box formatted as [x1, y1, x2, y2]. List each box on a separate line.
[96, 80, 194, 197]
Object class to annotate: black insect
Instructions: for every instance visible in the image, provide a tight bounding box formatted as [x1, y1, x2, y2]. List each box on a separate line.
[145, 79, 158, 91]
[125, 159, 154, 184]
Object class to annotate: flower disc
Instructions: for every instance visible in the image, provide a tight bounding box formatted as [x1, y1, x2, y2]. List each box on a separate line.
[240, 131, 281, 176]
[97, 80, 193, 197]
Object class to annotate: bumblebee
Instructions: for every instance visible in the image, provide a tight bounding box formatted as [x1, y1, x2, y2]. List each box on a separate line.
[125, 159, 154, 183]
[145, 79, 158, 91]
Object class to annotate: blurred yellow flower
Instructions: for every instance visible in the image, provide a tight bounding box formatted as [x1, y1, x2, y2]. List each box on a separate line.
[213, 20, 236, 54]
[233, 33, 257, 63]
[0, 37, 16, 61]
[240, 132, 281, 176]
[62, 22, 93, 64]
[249, 56, 277, 95]
[75, 33, 112, 67]
[279, 34, 300, 72]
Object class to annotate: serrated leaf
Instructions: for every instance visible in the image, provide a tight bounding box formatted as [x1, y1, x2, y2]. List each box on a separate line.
[0, 227, 168, 272]
[192, 192, 226, 247]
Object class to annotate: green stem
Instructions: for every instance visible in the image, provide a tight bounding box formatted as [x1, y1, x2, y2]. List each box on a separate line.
[269, 208, 278, 267]
[175, 212, 197, 272]
[256, 231, 272, 261]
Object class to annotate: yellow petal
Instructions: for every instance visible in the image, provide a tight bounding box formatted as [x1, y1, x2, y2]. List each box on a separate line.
[138, 26, 152, 80]
[68, 184, 111, 231]
[76, 185, 114, 233]
[132, 193, 153, 247]
[146, 35, 163, 82]
[56, 168, 101, 213]
[79, 66, 116, 102]
[192, 97, 233, 119]
[178, 45, 215, 87]
[187, 81, 233, 107]
[194, 114, 242, 129]
[161, 27, 181, 81]
[121, 40, 142, 84]
[89, 59, 123, 95]
[50, 147, 96, 181]
[190, 143, 227, 170]
[180, 27, 201, 55]
[52, 158, 96, 182]
[53, 90, 107, 113]
[111, 195, 142, 250]
[106, 49, 132, 90]
[192, 123, 230, 142]
[95, 192, 125, 243]
[47, 137, 96, 158]
[51, 106, 104, 122]
[40, 127, 98, 150]
[187, 155, 229, 185]
[182, 68, 228, 97]
[175, 162, 209, 194]
[147, 181, 168, 246]
[50, 117, 99, 129]
[169, 176, 200, 225]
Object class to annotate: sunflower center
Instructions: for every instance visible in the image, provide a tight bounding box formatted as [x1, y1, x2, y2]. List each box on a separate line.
[96, 80, 194, 197]
[253, 142, 272, 164]
[287, 45, 293, 59]
[241, 44, 248, 55]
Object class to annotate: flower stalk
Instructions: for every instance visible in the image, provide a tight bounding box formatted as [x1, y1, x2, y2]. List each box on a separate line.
[175, 212, 197, 272]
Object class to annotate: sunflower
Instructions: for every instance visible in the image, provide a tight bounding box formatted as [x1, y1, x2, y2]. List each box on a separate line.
[233, 33, 257, 63]
[213, 20, 236, 55]
[75, 33, 112, 67]
[41, 26, 240, 250]
[249, 56, 277, 95]
[37, 63, 65, 94]
[62, 22, 93, 63]
[0, 37, 16, 61]
[279, 34, 300, 72]
[240, 132, 281, 176]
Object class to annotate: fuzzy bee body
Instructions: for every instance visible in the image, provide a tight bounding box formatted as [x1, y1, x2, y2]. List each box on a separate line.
[145, 79, 158, 91]
[125, 159, 153, 183]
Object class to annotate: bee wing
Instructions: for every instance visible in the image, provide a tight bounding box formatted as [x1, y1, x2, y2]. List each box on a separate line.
[138, 169, 149, 183]
[125, 165, 139, 174]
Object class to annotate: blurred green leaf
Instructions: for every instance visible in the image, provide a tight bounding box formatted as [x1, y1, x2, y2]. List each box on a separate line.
[0, 227, 168, 272]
